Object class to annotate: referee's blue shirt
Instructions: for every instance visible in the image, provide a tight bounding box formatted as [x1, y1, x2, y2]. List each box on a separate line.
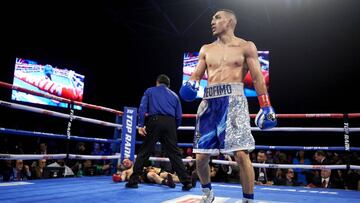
[138, 84, 182, 128]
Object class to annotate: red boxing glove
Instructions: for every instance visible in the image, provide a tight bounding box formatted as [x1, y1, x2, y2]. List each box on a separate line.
[112, 173, 122, 182]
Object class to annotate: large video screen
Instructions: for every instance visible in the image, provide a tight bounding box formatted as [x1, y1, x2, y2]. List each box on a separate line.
[182, 51, 269, 98]
[11, 58, 85, 110]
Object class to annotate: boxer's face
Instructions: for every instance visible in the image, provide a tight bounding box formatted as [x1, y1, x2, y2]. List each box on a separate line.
[211, 11, 230, 36]
[122, 159, 133, 169]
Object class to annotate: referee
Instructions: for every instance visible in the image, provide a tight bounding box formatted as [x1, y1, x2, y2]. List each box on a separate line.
[125, 74, 193, 191]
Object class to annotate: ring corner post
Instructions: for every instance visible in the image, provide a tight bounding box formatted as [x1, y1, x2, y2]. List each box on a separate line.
[66, 102, 75, 162]
[120, 107, 137, 163]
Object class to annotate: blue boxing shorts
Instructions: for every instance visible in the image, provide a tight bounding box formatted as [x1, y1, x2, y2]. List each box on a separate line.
[192, 83, 255, 155]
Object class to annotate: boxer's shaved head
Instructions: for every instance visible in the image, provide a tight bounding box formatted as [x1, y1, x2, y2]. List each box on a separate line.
[215, 9, 237, 29]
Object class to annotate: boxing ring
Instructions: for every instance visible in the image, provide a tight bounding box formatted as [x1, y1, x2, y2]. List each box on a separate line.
[1, 81, 360, 203]
[1, 176, 360, 203]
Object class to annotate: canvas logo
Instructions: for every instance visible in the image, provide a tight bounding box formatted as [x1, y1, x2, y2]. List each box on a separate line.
[162, 195, 229, 203]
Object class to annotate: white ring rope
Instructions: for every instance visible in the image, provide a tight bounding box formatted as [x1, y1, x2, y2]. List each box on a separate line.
[67, 154, 121, 160]
[178, 126, 360, 132]
[211, 160, 360, 170]
[149, 157, 360, 170]
[149, 156, 194, 163]
[0, 154, 67, 160]
[0, 100, 122, 129]
[0, 154, 120, 161]
[1, 154, 359, 170]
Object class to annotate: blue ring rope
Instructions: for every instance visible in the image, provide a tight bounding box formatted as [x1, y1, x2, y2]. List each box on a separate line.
[1, 127, 359, 151]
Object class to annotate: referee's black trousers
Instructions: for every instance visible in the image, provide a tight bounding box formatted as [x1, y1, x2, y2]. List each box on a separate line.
[130, 115, 191, 185]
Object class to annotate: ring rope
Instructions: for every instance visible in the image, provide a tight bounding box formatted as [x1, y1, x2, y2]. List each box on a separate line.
[148, 157, 360, 170]
[4, 100, 359, 133]
[183, 113, 360, 119]
[2, 153, 359, 170]
[212, 160, 360, 170]
[0, 100, 122, 129]
[348, 113, 360, 118]
[0, 154, 67, 160]
[254, 145, 360, 151]
[1, 128, 358, 151]
[68, 154, 121, 160]
[0, 154, 119, 160]
[138, 141, 360, 151]
[178, 126, 360, 132]
[0, 127, 120, 143]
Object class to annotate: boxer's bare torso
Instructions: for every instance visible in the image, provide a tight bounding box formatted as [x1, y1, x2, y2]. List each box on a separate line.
[202, 37, 249, 85]
[190, 37, 267, 95]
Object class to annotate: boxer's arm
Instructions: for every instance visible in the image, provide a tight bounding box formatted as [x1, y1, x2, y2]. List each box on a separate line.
[189, 46, 207, 82]
[179, 46, 207, 101]
[121, 171, 127, 181]
[245, 41, 276, 129]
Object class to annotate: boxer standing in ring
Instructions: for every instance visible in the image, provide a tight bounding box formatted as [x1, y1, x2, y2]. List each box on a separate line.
[179, 9, 277, 203]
